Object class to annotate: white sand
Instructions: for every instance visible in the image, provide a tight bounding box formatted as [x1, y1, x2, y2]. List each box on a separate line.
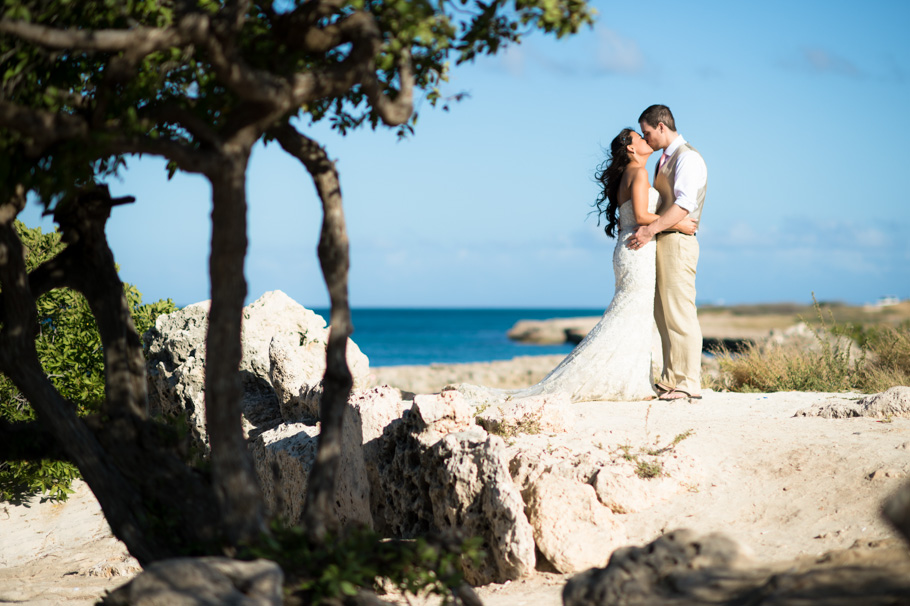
[2, 389, 908, 605]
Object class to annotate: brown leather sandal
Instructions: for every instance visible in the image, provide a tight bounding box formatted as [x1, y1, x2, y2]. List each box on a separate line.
[659, 389, 703, 401]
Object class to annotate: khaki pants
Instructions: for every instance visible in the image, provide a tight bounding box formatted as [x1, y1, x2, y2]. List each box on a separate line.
[655, 233, 701, 395]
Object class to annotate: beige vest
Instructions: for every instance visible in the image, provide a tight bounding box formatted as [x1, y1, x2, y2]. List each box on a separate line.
[654, 142, 707, 225]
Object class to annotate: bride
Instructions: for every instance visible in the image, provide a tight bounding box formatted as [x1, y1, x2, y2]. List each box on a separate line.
[457, 128, 697, 402]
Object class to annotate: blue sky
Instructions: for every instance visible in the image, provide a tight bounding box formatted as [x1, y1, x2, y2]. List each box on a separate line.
[19, 0, 910, 309]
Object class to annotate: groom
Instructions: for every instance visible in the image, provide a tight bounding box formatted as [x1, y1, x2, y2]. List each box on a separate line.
[627, 105, 707, 401]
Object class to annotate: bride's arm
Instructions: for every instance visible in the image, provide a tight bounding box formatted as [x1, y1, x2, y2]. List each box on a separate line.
[630, 169, 659, 225]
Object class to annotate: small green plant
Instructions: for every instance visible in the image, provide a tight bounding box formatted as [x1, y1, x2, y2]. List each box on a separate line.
[615, 431, 694, 479]
[0, 221, 177, 504]
[242, 522, 484, 605]
[634, 459, 663, 479]
[485, 413, 542, 439]
[645, 430, 695, 456]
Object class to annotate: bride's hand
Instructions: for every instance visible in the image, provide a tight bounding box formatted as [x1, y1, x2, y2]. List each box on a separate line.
[675, 216, 698, 235]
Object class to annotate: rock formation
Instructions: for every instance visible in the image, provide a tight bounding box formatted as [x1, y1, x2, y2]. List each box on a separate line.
[507, 317, 600, 345]
[796, 386, 910, 419]
[144, 290, 369, 454]
[562, 531, 910, 606]
[144, 291, 706, 586]
[101, 557, 284, 606]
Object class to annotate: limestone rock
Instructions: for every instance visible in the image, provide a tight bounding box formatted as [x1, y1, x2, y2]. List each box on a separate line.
[426, 429, 537, 585]
[145, 290, 371, 454]
[145, 302, 218, 456]
[562, 529, 754, 606]
[795, 386, 910, 419]
[102, 557, 282, 606]
[268, 331, 324, 421]
[411, 390, 476, 446]
[562, 530, 910, 606]
[592, 468, 655, 515]
[260, 293, 369, 422]
[547, 450, 614, 485]
[507, 317, 599, 344]
[526, 474, 626, 574]
[507, 444, 560, 497]
[375, 390, 480, 537]
[250, 408, 372, 529]
[475, 393, 571, 436]
[350, 386, 409, 533]
[375, 393, 535, 583]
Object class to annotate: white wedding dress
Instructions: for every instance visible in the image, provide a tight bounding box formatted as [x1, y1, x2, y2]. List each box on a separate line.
[457, 188, 659, 402]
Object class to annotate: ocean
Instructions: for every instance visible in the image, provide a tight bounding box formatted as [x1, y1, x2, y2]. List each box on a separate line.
[313, 308, 603, 367]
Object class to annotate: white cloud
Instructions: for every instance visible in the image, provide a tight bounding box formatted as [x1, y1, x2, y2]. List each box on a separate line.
[800, 47, 864, 78]
[594, 27, 646, 75]
[498, 44, 526, 77]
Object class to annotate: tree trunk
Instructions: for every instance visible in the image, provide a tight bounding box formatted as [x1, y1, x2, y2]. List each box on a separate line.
[206, 149, 267, 548]
[0, 197, 157, 563]
[273, 124, 353, 540]
[1, 191, 226, 564]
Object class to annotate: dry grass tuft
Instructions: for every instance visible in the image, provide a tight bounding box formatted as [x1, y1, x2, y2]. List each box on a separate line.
[710, 299, 910, 394]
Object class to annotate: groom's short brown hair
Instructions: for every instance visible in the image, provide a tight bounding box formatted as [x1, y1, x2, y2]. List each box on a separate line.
[639, 105, 676, 132]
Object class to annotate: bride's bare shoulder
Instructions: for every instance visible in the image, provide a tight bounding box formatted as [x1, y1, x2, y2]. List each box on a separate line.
[625, 166, 651, 187]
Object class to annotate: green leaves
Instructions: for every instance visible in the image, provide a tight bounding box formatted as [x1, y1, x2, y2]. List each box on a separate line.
[242, 521, 485, 605]
[0, 221, 177, 503]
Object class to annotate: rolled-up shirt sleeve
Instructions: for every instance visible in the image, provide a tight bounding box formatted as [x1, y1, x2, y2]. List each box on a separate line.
[672, 152, 707, 213]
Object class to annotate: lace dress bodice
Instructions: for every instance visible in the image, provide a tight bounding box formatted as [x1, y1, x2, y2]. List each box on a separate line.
[618, 187, 659, 234]
[458, 188, 661, 403]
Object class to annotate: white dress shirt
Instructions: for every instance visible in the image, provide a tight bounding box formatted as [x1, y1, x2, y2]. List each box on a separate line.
[663, 134, 707, 213]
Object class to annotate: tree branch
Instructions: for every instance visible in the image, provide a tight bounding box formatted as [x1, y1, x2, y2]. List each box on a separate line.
[0, 14, 285, 106]
[0, 18, 183, 57]
[276, 10, 375, 54]
[146, 103, 222, 148]
[104, 135, 219, 176]
[363, 50, 414, 126]
[0, 100, 88, 154]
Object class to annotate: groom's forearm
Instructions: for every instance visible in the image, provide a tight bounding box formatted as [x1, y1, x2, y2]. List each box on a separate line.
[642, 204, 689, 237]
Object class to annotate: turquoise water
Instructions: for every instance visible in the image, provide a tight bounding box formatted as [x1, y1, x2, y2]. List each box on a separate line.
[314, 308, 602, 367]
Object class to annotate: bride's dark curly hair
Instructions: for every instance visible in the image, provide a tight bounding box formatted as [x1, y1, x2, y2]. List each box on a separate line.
[594, 128, 635, 238]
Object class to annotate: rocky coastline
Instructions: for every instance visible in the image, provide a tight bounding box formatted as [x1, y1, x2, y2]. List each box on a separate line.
[3, 291, 910, 606]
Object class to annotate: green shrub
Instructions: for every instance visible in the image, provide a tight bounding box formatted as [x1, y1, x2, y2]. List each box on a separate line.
[243, 522, 484, 605]
[0, 221, 176, 504]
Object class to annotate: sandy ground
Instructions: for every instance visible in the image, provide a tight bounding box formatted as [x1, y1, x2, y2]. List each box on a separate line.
[2, 387, 908, 605]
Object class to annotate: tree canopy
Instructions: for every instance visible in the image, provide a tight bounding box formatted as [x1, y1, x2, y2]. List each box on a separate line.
[0, 0, 595, 580]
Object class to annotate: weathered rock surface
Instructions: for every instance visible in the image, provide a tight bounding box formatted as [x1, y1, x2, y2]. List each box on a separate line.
[376, 390, 479, 538]
[249, 408, 372, 529]
[427, 429, 537, 585]
[795, 386, 910, 419]
[145, 301, 221, 456]
[563, 531, 910, 606]
[563, 529, 755, 606]
[474, 393, 571, 435]
[376, 391, 536, 584]
[593, 467, 659, 515]
[349, 386, 410, 533]
[266, 298, 371, 423]
[144, 290, 370, 454]
[102, 557, 283, 606]
[507, 317, 600, 345]
[527, 474, 626, 574]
